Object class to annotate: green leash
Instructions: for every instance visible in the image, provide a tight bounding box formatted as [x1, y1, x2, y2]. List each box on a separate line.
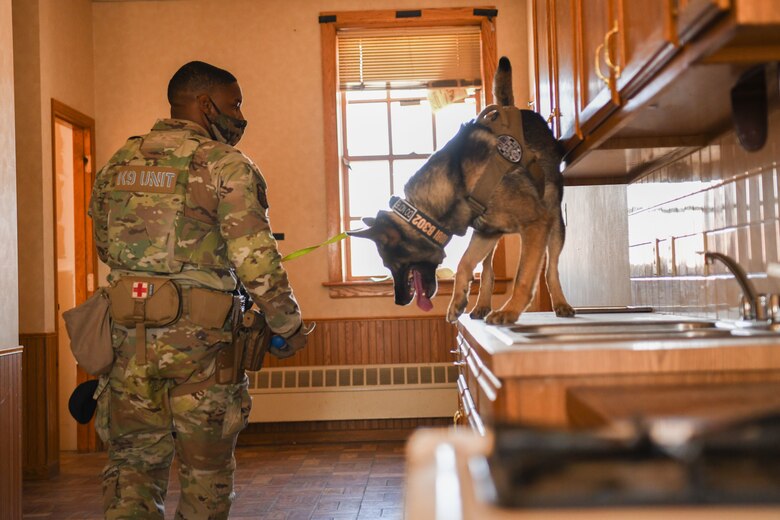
[281, 231, 349, 262]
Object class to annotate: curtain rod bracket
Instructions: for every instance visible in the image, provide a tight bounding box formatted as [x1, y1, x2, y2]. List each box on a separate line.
[473, 8, 498, 19]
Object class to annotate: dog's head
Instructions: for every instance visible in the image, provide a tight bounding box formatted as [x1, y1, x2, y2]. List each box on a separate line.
[349, 211, 445, 311]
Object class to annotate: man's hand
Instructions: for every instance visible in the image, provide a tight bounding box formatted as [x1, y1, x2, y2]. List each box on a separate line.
[269, 322, 315, 359]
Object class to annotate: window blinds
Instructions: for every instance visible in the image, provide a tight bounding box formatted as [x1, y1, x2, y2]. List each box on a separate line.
[337, 26, 482, 91]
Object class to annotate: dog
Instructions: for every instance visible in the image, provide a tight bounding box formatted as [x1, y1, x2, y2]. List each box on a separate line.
[348, 57, 574, 325]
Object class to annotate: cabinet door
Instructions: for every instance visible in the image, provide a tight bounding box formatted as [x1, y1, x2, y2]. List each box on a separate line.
[575, 0, 621, 135]
[554, 0, 581, 143]
[532, 0, 557, 131]
[614, 0, 677, 99]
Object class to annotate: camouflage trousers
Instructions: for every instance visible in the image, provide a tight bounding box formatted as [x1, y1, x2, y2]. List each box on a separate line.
[95, 313, 251, 520]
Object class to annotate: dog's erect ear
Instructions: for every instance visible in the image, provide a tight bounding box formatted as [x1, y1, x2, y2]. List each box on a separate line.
[346, 216, 378, 239]
[347, 227, 375, 239]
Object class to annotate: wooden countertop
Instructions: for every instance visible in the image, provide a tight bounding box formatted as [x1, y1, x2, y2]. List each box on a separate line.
[457, 312, 780, 378]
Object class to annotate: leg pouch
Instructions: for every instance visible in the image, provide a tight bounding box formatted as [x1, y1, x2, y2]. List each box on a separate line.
[93, 328, 127, 443]
[93, 375, 111, 443]
[222, 378, 252, 439]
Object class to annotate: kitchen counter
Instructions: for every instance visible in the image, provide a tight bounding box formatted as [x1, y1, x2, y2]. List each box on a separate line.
[405, 428, 780, 519]
[454, 312, 780, 428]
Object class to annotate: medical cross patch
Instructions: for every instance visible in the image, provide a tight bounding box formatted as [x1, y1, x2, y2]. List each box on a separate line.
[131, 282, 153, 299]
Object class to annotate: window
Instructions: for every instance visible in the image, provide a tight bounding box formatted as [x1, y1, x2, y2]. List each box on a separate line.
[343, 88, 482, 278]
[320, 8, 507, 297]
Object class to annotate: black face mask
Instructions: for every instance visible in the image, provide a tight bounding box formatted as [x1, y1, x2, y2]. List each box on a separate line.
[206, 97, 247, 146]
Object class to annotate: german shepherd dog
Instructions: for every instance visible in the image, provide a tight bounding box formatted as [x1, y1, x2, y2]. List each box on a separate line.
[349, 57, 574, 325]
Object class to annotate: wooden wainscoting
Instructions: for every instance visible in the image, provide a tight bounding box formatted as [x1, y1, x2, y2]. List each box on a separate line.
[244, 316, 457, 444]
[0, 348, 23, 519]
[263, 315, 457, 367]
[20, 333, 59, 480]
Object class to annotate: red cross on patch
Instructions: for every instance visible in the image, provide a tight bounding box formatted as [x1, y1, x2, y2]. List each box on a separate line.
[132, 282, 151, 299]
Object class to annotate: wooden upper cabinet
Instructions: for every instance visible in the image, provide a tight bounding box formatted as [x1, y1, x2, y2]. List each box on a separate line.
[531, 0, 780, 183]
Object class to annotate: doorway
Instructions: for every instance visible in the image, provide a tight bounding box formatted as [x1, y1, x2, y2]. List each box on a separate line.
[52, 100, 100, 453]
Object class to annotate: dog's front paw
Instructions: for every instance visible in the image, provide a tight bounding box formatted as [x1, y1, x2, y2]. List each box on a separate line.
[446, 295, 469, 323]
[469, 306, 492, 320]
[446, 305, 462, 323]
[485, 310, 520, 325]
[554, 303, 575, 317]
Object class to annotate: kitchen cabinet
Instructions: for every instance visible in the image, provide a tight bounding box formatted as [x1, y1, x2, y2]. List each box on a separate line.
[453, 313, 780, 431]
[531, 0, 780, 183]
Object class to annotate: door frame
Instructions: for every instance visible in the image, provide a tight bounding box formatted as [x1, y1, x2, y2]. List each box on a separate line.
[51, 99, 100, 452]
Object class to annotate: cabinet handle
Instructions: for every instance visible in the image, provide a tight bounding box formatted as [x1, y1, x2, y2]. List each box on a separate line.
[453, 409, 463, 426]
[546, 107, 561, 124]
[603, 21, 622, 79]
[595, 42, 609, 85]
[453, 360, 467, 367]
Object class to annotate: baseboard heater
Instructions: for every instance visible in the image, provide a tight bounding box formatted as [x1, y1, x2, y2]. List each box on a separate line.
[247, 363, 458, 423]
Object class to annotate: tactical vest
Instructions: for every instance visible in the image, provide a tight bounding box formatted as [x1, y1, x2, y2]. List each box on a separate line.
[103, 129, 230, 273]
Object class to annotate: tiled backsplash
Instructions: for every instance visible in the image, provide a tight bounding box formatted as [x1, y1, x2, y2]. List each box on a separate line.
[628, 107, 780, 320]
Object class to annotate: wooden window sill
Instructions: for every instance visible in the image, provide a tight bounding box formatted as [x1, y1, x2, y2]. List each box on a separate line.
[323, 278, 512, 299]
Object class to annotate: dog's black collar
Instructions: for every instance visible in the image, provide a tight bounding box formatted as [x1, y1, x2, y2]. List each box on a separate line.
[389, 196, 452, 248]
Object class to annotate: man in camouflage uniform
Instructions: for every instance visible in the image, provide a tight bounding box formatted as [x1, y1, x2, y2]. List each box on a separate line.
[89, 61, 307, 519]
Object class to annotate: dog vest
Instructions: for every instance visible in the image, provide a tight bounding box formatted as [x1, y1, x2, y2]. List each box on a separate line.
[467, 105, 545, 216]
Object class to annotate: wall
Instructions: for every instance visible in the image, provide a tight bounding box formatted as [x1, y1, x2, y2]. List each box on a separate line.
[91, 0, 529, 320]
[1, 0, 22, 513]
[14, 0, 95, 334]
[13, 0, 95, 460]
[628, 106, 780, 318]
[558, 184, 631, 307]
[0, 0, 18, 345]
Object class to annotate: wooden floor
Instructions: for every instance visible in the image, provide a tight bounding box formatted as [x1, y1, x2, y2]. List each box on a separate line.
[23, 442, 406, 519]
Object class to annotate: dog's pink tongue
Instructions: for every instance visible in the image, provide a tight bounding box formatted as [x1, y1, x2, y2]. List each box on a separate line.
[413, 270, 433, 311]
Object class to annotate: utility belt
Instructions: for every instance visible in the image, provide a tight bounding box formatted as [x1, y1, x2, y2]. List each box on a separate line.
[106, 275, 273, 396]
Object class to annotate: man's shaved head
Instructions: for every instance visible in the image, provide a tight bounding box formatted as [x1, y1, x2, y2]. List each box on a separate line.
[167, 61, 237, 107]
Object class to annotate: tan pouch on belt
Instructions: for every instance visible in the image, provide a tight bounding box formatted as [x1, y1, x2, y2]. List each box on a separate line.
[189, 287, 234, 329]
[105, 276, 181, 365]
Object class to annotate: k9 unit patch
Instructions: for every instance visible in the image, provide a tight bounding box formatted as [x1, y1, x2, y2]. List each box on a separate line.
[114, 165, 179, 193]
[496, 135, 523, 163]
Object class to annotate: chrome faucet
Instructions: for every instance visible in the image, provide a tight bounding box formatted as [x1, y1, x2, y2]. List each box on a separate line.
[704, 252, 758, 319]
[704, 251, 778, 323]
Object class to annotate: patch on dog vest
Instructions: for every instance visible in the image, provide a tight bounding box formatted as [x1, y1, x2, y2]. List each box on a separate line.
[496, 134, 523, 163]
[114, 165, 179, 193]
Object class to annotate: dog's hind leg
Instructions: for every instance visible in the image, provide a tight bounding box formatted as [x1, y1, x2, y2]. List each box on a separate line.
[546, 211, 575, 317]
[486, 223, 550, 325]
[446, 234, 500, 323]
[469, 241, 498, 320]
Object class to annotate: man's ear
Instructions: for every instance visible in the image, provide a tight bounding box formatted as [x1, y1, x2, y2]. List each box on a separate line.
[196, 93, 212, 115]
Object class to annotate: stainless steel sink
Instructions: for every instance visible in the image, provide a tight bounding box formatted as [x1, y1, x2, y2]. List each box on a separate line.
[492, 319, 780, 345]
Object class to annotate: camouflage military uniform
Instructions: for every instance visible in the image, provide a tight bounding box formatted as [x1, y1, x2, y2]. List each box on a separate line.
[89, 119, 301, 519]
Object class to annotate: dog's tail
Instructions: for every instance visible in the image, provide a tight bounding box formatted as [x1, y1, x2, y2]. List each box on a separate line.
[493, 56, 514, 106]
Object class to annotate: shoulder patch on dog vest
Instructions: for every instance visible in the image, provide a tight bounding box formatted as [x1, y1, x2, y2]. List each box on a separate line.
[114, 165, 179, 194]
[496, 134, 523, 163]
